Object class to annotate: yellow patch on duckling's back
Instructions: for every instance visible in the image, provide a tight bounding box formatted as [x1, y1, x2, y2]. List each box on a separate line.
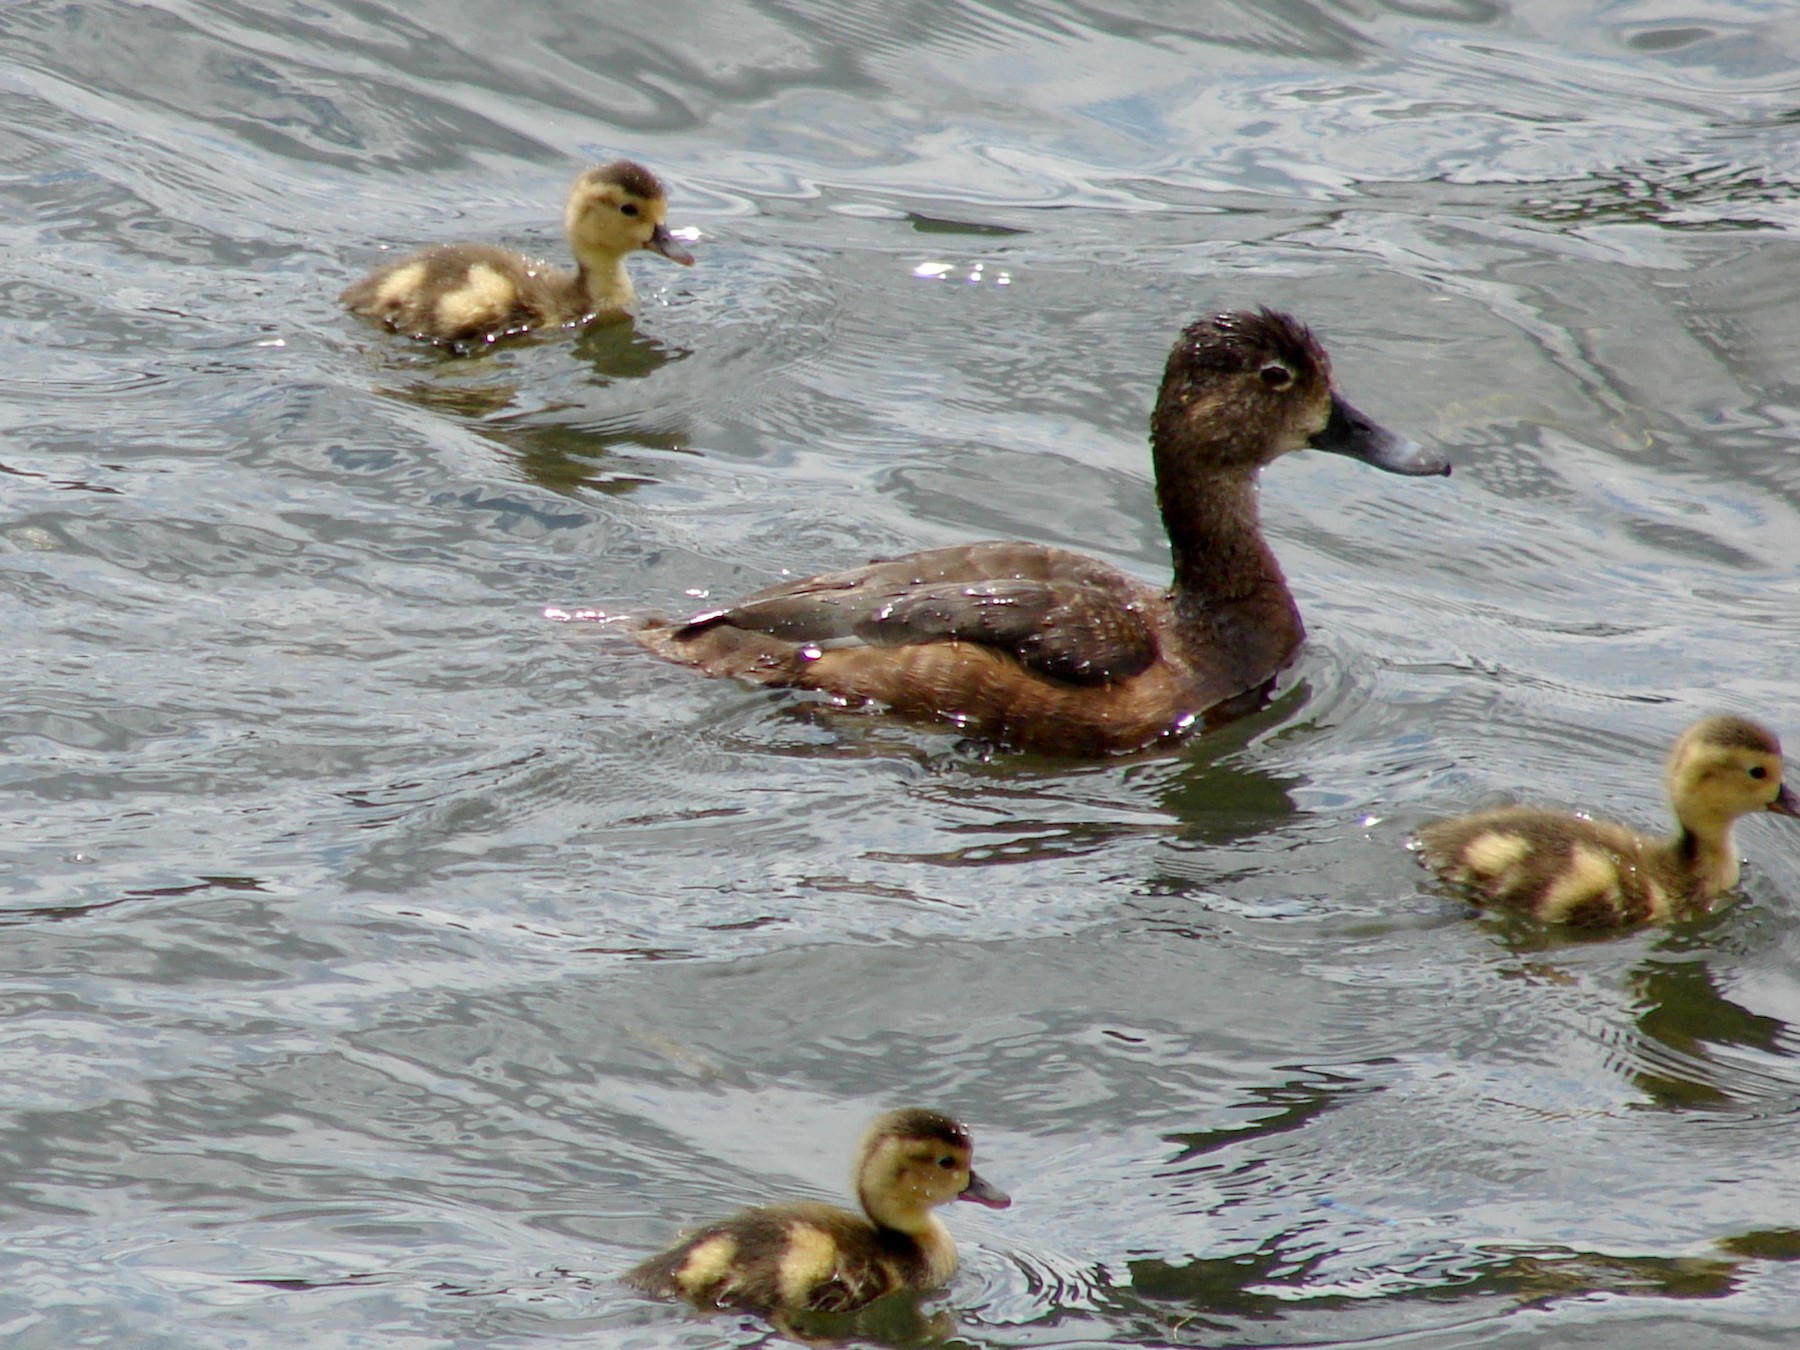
[674, 1234, 739, 1297]
[1535, 843, 1623, 924]
[371, 261, 428, 310]
[432, 263, 519, 335]
[1461, 831, 1531, 876]
[776, 1224, 841, 1307]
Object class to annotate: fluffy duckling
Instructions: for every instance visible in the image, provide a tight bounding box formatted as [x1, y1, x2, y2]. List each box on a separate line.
[340, 159, 693, 344]
[1416, 714, 1800, 927]
[625, 308, 1449, 754]
[624, 1108, 1010, 1318]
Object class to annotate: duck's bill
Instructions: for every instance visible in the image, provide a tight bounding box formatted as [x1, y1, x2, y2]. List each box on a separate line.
[646, 223, 696, 265]
[1311, 393, 1449, 476]
[958, 1169, 1012, 1209]
[1770, 783, 1800, 817]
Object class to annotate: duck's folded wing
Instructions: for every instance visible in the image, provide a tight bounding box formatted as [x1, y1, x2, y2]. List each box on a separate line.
[677, 544, 1160, 686]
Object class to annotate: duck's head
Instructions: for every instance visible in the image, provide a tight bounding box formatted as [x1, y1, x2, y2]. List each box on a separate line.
[564, 160, 696, 269]
[853, 1108, 1010, 1235]
[1666, 714, 1800, 835]
[1151, 308, 1448, 477]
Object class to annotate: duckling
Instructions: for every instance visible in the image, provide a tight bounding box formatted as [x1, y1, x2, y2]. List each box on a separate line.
[1416, 714, 1800, 927]
[340, 159, 694, 344]
[625, 308, 1449, 755]
[624, 1107, 1010, 1318]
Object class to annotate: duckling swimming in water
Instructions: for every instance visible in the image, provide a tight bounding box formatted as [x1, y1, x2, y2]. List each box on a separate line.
[623, 308, 1449, 755]
[1416, 714, 1800, 927]
[624, 1108, 1010, 1318]
[340, 159, 694, 345]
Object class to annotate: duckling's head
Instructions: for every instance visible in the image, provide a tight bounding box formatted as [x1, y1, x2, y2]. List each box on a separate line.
[1151, 308, 1447, 477]
[564, 160, 695, 269]
[853, 1108, 1010, 1235]
[1666, 714, 1800, 836]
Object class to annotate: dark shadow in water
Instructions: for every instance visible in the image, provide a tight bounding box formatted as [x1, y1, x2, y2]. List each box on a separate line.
[905, 210, 1029, 237]
[1117, 1239, 1745, 1331]
[356, 321, 693, 494]
[477, 416, 692, 498]
[1160, 1067, 1377, 1168]
[1623, 953, 1791, 1109]
[1520, 160, 1795, 233]
[1472, 909, 1793, 1109]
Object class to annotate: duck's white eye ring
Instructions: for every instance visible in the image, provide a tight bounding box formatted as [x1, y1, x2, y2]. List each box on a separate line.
[620, 202, 640, 217]
[1259, 362, 1292, 389]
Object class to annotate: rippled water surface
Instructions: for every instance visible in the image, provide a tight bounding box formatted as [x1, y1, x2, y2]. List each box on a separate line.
[4, 1, 1800, 1346]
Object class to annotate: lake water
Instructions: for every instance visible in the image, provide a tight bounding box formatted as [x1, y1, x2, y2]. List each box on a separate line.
[3, 1, 1800, 1346]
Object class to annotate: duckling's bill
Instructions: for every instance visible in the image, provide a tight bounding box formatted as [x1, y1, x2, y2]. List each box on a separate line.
[1310, 392, 1449, 477]
[647, 222, 695, 265]
[958, 1170, 1011, 1209]
[1771, 782, 1800, 817]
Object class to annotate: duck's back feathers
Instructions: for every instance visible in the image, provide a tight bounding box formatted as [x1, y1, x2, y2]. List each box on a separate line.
[1416, 807, 1681, 927]
[629, 543, 1223, 754]
[664, 542, 1162, 684]
[622, 1201, 939, 1315]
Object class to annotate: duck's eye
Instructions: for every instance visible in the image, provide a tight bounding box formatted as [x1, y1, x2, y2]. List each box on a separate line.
[1259, 362, 1293, 390]
[1749, 765, 1768, 780]
[620, 202, 640, 217]
[937, 1156, 956, 1170]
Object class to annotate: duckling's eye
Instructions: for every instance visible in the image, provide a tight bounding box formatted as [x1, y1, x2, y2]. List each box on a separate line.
[620, 202, 640, 217]
[1749, 765, 1768, 780]
[937, 1156, 956, 1170]
[1259, 362, 1293, 390]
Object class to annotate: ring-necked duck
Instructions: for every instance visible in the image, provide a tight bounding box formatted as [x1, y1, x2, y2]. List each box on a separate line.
[627, 308, 1449, 754]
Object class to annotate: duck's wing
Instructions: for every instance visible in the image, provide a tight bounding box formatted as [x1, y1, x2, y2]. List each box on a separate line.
[676, 542, 1161, 686]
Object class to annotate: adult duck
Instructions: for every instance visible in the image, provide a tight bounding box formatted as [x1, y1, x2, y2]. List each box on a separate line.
[628, 308, 1449, 754]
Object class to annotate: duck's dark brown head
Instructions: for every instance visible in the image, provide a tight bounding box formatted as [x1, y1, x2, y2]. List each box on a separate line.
[1151, 308, 1446, 477]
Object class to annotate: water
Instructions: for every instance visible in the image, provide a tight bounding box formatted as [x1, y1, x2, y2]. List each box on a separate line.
[3, 0, 1799, 1345]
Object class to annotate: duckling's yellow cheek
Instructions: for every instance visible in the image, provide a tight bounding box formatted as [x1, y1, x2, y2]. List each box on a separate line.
[776, 1225, 839, 1306]
[676, 1234, 739, 1295]
[1537, 844, 1620, 922]
[1462, 831, 1531, 876]
[372, 261, 428, 309]
[434, 263, 517, 332]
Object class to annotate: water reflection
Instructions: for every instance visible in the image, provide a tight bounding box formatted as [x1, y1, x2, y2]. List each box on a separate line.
[351, 320, 692, 490]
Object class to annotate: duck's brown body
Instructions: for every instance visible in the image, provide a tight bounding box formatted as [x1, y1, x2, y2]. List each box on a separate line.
[631, 539, 1303, 755]
[624, 1107, 1008, 1320]
[341, 160, 692, 345]
[1417, 715, 1799, 928]
[627, 310, 1448, 755]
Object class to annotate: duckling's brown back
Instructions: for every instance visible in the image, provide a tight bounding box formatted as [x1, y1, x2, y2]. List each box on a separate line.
[340, 243, 578, 343]
[1417, 806, 1686, 927]
[623, 1201, 929, 1314]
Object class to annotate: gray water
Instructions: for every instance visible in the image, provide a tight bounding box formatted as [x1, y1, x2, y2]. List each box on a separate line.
[4, 1, 1800, 1346]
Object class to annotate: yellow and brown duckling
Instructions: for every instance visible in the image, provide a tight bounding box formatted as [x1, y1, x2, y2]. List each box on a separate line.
[624, 308, 1449, 755]
[624, 1108, 1010, 1318]
[340, 159, 694, 344]
[1416, 714, 1800, 928]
